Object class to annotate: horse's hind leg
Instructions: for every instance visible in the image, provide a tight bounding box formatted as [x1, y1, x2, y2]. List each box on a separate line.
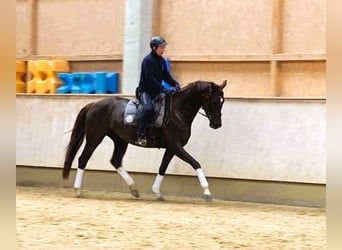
[109, 134, 139, 198]
[74, 134, 105, 197]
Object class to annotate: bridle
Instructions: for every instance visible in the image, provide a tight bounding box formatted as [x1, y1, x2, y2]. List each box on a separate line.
[198, 84, 224, 121]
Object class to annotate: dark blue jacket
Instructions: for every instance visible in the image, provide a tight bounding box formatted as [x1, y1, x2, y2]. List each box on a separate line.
[138, 51, 179, 98]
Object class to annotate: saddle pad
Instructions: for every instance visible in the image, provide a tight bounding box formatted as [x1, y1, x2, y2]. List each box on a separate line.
[123, 95, 166, 127]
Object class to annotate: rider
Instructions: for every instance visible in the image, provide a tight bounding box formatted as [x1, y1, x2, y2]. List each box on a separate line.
[135, 36, 181, 146]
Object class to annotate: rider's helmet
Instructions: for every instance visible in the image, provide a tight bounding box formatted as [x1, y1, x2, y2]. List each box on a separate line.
[150, 36, 167, 49]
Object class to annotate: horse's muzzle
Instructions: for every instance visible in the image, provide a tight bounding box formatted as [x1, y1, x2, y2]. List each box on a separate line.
[210, 122, 221, 129]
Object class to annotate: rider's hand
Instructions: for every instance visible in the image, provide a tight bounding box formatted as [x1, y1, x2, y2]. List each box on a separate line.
[164, 87, 177, 95]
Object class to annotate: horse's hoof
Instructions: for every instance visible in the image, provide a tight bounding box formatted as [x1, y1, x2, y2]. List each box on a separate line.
[130, 189, 140, 198]
[153, 192, 165, 201]
[156, 195, 165, 201]
[203, 194, 213, 202]
[74, 188, 82, 198]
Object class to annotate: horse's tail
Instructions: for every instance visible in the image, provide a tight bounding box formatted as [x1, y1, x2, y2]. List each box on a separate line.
[63, 103, 93, 179]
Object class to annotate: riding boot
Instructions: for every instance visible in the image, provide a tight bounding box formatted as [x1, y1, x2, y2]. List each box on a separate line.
[136, 121, 148, 146]
[136, 129, 147, 146]
[136, 93, 153, 146]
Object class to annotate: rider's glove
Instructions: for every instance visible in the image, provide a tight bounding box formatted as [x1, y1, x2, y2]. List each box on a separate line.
[163, 87, 177, 95]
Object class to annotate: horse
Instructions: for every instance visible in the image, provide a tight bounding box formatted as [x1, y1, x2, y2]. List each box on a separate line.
[62, 80, 227, 201]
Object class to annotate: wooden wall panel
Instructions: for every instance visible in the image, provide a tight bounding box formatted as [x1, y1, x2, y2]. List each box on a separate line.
[171, 62, 271, 97]
[16, 0, 30, 57]
[36, 0, 125, 55]
[282, 0, 326, 53]
[16, 0, 326, 97]
[158, 0, 273, 56]
[69, 61, 122, 74]
[280, 61, 326, 97]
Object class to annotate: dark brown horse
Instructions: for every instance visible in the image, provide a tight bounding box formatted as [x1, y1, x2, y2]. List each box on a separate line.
[62, 80, 227, 201]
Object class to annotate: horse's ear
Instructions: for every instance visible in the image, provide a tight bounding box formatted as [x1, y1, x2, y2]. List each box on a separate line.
[219, 80, 227, 89]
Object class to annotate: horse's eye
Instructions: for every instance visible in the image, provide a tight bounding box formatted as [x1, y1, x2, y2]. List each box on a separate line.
[212, 100, 219, 105]
[213, 96, 223, 105]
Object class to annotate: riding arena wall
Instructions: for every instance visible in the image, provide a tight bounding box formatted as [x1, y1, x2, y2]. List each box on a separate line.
[16, 95, 325, 207]
[16, 0, 326, 207]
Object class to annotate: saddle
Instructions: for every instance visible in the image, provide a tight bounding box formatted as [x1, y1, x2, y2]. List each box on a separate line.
[124, 92, 172, 128]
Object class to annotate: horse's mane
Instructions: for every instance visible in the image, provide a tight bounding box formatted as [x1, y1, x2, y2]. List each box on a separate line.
[180, 81, 212, 93]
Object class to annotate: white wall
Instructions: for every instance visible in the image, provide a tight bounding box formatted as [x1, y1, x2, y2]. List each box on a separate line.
[16, 95, 325, 184]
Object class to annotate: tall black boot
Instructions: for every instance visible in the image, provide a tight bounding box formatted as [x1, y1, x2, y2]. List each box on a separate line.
[136, 126, 147, 146]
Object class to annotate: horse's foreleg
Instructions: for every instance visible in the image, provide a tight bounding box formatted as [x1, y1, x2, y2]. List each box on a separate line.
[152, 174, 165, 201]
[173, 146, 212, 202]
[153, 149, 174, 200]
[195, 168, 212, 201]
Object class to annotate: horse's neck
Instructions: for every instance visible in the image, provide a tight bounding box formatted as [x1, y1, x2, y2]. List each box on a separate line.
[175, 88, 203, 123]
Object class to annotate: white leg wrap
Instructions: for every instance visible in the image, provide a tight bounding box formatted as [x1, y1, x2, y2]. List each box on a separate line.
[74, 168, 84, 189]
[117, 167, 135, 186]
[152, 174, 164, 194]
[196, 168, 211, 195]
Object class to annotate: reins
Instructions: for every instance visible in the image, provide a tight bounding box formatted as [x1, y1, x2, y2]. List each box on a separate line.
[198, 84, 213, 119]
[198, 109, 209, 118]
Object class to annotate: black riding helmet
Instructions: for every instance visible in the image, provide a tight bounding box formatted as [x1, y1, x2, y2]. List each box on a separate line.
[150, 36, 167, 49]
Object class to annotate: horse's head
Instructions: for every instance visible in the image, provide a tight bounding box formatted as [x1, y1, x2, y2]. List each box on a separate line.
[201, 80, 227, 129]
